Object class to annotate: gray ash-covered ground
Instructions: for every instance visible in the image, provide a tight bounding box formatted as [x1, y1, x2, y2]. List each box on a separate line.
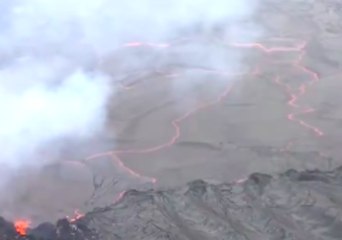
[2, 166, 342, 239]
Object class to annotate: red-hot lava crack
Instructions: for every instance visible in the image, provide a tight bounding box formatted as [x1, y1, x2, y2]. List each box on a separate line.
[232, 39, 323, 137]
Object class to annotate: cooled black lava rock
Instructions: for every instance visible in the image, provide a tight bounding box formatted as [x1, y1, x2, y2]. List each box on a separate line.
[28, 222, 56, 240]
[0, 217, 19, 240]
[1, 166, 342, 240]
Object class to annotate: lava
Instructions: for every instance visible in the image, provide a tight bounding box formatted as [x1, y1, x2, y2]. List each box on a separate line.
[232, 38, 323, 136]
[14, 219, 30, 236]
[74, 37, 325, 221]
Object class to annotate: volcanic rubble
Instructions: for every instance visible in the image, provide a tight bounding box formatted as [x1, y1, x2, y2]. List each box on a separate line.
[1, 166, 342, 240]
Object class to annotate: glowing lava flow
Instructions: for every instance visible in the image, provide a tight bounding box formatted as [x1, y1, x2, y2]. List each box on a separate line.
[14, 219, 31, 236]
[75, 37, 325, 219]
[232, 39, 323, 135]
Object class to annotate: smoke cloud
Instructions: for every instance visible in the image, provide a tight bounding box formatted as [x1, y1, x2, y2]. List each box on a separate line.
[0, 0, 260, 172]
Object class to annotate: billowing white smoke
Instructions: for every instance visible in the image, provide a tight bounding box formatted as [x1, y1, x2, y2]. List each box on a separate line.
[0, 0, 259, 169]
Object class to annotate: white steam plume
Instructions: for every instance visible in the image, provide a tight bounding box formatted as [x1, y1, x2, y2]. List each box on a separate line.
[0, 0, 260, 170]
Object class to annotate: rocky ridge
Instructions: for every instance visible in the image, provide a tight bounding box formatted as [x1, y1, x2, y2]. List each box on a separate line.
[1, 166, 342, 239]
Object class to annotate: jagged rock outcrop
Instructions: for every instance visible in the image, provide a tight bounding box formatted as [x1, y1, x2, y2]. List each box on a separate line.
[1, 166, 342, 239]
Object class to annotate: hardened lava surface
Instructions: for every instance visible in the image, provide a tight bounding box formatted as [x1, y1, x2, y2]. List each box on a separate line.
[1, 166, 342, 239]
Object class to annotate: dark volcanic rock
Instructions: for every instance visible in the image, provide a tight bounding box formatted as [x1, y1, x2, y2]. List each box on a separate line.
[29, 222, 57, 240]
[2, 167, 342, 239]
[0, 216, 18, 240]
